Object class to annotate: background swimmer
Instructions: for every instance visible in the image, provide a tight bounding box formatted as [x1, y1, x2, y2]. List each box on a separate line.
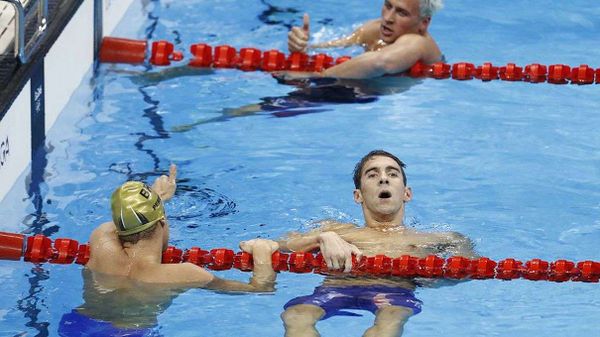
[277, 0, 444, 80]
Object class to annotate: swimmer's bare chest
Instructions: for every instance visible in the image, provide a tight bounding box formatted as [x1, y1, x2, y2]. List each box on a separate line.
[362, 33, 386, 52]
[338, 228, 443, 258]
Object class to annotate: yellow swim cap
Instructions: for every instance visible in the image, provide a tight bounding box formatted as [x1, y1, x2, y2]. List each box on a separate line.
[110, 181, 165, 236]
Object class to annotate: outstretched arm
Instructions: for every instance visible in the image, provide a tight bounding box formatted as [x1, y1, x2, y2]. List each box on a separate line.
[276, 33, 430, 81]
[279, 221, 362, 273]
[322, 33, 427, 79]
[144, 239, 279, 292]
[205, 239, 279, 292]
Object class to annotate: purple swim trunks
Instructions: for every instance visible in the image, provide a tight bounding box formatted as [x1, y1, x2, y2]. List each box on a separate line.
[284, 285, 422, 320]
[58, 310, 156, 336]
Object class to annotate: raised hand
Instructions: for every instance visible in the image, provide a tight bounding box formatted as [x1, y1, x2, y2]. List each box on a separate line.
[151, 164, 177, 201]
[288, 13, 310, 52]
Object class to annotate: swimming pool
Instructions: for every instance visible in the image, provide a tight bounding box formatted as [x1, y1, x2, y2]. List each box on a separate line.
[1, 0, 599, 336]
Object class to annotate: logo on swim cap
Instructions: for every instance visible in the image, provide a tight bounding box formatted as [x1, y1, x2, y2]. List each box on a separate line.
[111, 181, 165, 236]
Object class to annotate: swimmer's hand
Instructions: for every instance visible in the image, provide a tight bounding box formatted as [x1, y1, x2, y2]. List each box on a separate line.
[288, 13, 310, 52]
[152, 164, 177, 201]
[318, 231, 363, 273]
[240, 239, 279, 265]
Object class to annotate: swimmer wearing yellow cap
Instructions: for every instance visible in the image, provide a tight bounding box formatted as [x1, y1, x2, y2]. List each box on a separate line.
[111, 181, 166, 237]
[85, 164, 279, 291]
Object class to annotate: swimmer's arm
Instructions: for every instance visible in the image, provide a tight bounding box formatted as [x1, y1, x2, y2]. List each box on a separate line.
[205, 263, 276, 293]
[148, 261, 276, 293]
[278, 231, 321, 252]
[322, 34, 426, 79]
[159, 262, 274, 291]
[416, 232, 479, 288]
[280, 222, 362, 272]
[309, 20, 379, 49]
[205, 239, 278, 292]
[437, 231, 479, 259]
[279, 222, 358, 252]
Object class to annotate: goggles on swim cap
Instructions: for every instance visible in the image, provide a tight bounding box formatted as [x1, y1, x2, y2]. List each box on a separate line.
[110, 181, 166, 236]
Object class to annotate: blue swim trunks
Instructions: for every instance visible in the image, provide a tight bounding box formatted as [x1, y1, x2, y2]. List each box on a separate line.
[58, 310, 157, 337]
[284, 285, 422, 320]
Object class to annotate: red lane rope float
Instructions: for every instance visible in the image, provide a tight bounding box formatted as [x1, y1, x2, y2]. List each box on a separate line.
[2, 231, 599, 283]
[98, 36, 599, 86]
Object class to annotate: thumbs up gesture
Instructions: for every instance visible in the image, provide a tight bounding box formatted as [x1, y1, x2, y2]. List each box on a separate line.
[151, 164, 177, 201]
[288, 13, 310, 52]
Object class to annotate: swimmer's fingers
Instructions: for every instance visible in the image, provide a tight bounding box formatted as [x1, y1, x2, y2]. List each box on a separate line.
[239, 240, 253, 254]
[345, 245, 362, 273]
[303, 13, 310, 34]
[240, 238, 261, 254]
[351, 245, 363, 261]
[343, 254, 353, 273]
[331, 256, 341, 271]
[322, 249, 336, 270]
[152, 166, 177, 201]
[240, 239, 279, 254]
[269, 240, 280, 253]
[289, 27, 308, 44]
[291, 26, 309, 41]
[288, 31, 308, 52]
[288, 40, 304, 53]
[168, 163, 177, 184]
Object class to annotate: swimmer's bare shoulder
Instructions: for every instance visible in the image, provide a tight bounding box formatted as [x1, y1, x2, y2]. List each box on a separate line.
[91, 221, 118, 239]
[389, 32, 442, 64]
[319, 219, 359, 232]
[418, 230, 478, 259]
[87, 222, 128, 272]
[283, 220, 357, 238]
[357, 19, 384, 48]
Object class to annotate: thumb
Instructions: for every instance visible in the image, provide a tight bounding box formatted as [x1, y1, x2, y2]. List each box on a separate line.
[303, 13, 310, 33]
[239, 240, 251, 253]
[168, 163, 177, 183]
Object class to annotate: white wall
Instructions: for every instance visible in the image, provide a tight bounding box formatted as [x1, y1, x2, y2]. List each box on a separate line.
[0, 82, 31, 201]
[44, 0, 95, 132]
[103, 0, 136, 36]
[0, 0, 136, 203]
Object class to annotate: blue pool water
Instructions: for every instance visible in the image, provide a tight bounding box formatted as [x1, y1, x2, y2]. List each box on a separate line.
[1, 0, 600, 336]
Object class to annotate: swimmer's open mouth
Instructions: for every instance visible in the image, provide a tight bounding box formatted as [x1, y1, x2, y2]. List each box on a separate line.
[379, 191, 392, 199]
[381, 25, 393, 36]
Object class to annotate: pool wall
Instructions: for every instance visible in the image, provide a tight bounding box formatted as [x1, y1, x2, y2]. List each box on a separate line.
[0, 0, 136, 202]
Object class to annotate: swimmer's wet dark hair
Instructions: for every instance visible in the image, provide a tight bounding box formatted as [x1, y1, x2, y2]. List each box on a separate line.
[353, 150, 407, 189]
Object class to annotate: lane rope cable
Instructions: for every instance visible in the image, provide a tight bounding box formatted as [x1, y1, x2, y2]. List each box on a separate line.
[99, 36, 600, 85]
[1, 231, 599, 282]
